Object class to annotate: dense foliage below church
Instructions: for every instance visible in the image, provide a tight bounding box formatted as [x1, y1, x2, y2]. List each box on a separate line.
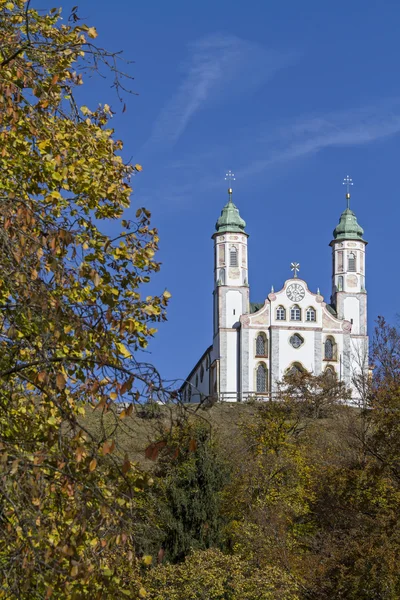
[1, 2, 400, 598]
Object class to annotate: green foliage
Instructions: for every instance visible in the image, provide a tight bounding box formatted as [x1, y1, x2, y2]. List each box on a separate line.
[0, 1, 168, 597]
[144, 548, 300, 600]
[152, 422, 229, 563]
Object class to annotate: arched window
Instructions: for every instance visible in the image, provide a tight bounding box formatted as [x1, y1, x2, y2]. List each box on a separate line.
[276, 306, 286, 320]
[195, 374, 199, 388]
[290, 305, 301, 321]
[306, 307, 316, 322]
[230, 246, 238, 267]
[219, 268, 225, 285]
[200, 364, 204, 382]
[324, 337, 336, 360]
[188, 385, 192, 401]
[287, 362, 305, 376]
[337, 276, 343, 291]
[348, 252, 356, 272]
[256, 333, 267, 356]
[256, 363, 267, 393]
[324, 366, 336, 380]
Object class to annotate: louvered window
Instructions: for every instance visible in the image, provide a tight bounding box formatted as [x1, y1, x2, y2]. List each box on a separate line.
[348, 252, 356, 272]
[230, 247, 238, 267]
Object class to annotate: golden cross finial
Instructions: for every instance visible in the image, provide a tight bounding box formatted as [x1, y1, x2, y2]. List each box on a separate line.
[343, 175, 353, 209]
[225, 170, 235, 200]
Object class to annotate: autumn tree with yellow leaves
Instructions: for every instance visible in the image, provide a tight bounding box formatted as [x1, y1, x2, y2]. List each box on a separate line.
[0, 1, 170, 597]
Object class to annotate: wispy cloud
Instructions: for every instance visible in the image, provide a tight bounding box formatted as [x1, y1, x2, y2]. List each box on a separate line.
[143, 34, 296, 153]
[240, 102, 400, 177]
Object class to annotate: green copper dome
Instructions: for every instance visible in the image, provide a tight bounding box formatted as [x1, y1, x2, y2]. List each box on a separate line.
[333, 206, 365, 241]
[215, 192, 246, 233]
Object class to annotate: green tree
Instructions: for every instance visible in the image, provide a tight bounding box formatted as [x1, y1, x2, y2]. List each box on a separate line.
[150, 422, 228, 563]
[0, 1, 169, 597]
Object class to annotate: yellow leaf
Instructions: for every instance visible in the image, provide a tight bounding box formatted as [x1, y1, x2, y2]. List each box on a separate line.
[117, 343, 131, 359]
[139, 588, 147, 598]
[142, 555, 152, 566]
[163, 290, 172, 300]
[135, 164, 143, 172]
[70, 565, 78, 577]
[109, 392, 118, 400]
[89, 458, 97, 472]
[87, 27, 98, 38]
[5, 3, 14, 9]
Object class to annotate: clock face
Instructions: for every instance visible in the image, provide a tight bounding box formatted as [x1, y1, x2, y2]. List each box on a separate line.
[286, 283, 305, 302]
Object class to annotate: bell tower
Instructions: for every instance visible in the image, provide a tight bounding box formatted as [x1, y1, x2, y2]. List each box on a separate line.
[212, 172, 249, 399]
[330, 176, 368, 388]
[330, 176, 367, 335]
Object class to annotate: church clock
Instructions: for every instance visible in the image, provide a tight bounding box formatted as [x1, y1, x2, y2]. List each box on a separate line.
[286, 283, 305, 302]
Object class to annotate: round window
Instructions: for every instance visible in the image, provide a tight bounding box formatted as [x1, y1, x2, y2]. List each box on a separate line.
[290, 334, 303, 349]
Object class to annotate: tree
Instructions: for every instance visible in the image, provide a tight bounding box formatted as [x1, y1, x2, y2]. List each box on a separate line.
[278, 369, 351, 419]
[144, 548, 300, 600]
[149, 421, 228, 563]
[0, 2, 170, 597]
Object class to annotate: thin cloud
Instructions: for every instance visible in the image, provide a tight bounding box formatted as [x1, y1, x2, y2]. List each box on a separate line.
[143, 34, 296, 153]
[240, 102, 400, 177]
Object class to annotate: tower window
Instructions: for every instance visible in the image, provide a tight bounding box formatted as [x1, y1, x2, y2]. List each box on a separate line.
[337, 276, 343, 291]
[230, 246, 238, 267]
[256, 363, 267, 393]
[290, 305, 301, 321]
[338, 251, 344, 272]
[219, 244, 225, 265]
[276, 306, 286, 320]
[219, 268, 225, 285]
[200, 365, 204, 382]
[324, 337, 336, 361]
[306, 307, 316, 322]
[256, 333, 267, 357]
[348, 252, 356, 272]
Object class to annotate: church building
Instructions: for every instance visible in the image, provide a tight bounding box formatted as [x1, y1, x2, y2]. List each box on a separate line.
[181, 176, 368, 403]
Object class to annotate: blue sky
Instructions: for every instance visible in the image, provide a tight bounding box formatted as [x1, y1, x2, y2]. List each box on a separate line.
[44, 1, 400, 384]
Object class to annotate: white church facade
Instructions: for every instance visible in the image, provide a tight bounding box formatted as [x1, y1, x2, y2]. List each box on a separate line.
[181, 180, 368, 403]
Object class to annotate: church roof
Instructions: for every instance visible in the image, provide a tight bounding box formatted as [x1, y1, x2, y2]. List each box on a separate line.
[332, 194, 365, 241]
[250, 302, 264, 313]
[215, 189, 246, 234]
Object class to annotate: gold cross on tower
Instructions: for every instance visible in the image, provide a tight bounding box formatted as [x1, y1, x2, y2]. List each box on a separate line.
[225, 170, 235, 200]
[343, 175, 353, 209]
